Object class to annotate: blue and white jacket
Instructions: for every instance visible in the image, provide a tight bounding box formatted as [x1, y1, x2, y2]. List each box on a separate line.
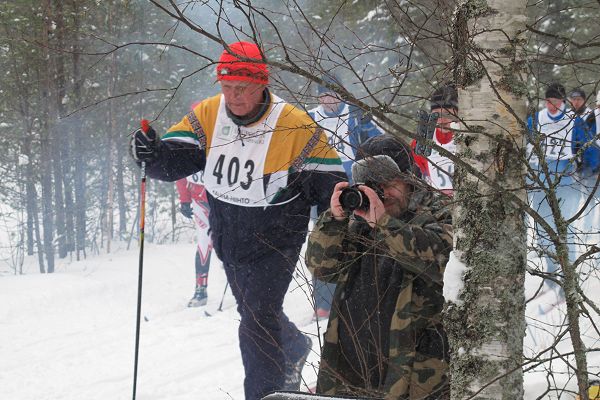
[309, 103, 382, 180]
[573, 108, 599, 172]
[527, 106, 586, 184]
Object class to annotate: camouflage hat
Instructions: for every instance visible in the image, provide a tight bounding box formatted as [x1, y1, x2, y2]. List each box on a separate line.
[354, 134, 421, 183]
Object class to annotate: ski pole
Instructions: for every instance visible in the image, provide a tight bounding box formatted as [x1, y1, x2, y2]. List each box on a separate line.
[217, 282, 229, 312]
[132, 119, 150, 400]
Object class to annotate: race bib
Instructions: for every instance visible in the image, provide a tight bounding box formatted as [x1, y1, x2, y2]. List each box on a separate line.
[428, 133, 456, 191]
[203, 95, 286, 207]
[537, 110, 574, 160]
[187, 171, 204, 185]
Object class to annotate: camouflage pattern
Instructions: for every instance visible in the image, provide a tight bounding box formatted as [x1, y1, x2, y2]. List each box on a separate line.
[306, 190, 452, 400]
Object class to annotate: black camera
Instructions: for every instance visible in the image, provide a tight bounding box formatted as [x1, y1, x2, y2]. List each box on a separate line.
[339, 182, 384, 212]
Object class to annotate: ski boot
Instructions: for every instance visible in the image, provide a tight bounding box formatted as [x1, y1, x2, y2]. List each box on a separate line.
[283, 334, 313, 390]
[187, 286, 208, 307]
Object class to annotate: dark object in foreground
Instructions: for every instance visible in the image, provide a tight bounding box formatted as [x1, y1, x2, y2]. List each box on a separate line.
[262, 391, 381, 399]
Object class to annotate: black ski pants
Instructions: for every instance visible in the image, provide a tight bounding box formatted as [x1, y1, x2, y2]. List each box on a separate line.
[223, 248, 306, 400]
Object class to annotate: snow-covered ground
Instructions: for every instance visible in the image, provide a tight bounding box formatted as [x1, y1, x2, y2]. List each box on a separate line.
[0, 239, 597, 399]
[523, 261, 598, 400]
[0, 240, 325, 400]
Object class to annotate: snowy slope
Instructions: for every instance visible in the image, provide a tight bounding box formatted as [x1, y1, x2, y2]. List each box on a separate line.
[1, 241, 597, 399]
[522, 252, 600, 399]
[0, 242, 325, 400]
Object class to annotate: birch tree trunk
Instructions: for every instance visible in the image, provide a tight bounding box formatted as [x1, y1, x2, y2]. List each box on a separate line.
[445, 0, 528, 398]
[56, 0, 76, 256]
[116, 134, 128, 239]
[51, 0, 68, 259]
[32, 179, 45, 273]
[40, 0, 55, 273]
[70, 0, 87, 261]
[22, 135, 45, 272]
[106, 88, 116, 254]
[22, 135, 35, 255]
[51, 112, 67, 260]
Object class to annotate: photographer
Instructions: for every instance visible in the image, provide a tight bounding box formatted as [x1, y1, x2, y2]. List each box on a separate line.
[306, 134, 452, 399]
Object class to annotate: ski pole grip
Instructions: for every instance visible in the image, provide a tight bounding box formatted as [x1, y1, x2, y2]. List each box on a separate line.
[141, 119, 150, 134]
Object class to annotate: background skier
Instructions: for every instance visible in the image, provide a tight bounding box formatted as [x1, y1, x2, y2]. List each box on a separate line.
[175, 172, 213, 307]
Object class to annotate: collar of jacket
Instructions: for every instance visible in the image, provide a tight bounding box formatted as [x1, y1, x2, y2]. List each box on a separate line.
[546, 106, 567, 121]
[573, 106, 591, 116]
[225, 88, 271, 126]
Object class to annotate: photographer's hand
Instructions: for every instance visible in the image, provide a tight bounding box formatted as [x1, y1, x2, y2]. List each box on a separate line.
[354, 185, 386, 228]
[330, 181, 350, 221]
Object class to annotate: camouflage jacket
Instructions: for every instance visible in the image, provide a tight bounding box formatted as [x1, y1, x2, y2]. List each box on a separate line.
[306, 190, 453, 400]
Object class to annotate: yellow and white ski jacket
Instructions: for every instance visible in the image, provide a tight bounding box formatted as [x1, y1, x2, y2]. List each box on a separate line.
[144, 90, 346, 264]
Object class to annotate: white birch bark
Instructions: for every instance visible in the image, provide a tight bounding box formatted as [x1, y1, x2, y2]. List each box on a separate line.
[445, 0, 528, 398]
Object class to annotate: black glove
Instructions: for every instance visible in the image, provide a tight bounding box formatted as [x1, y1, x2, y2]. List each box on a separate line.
[180, 202, 193, 219]
[130, 125, 160, 162]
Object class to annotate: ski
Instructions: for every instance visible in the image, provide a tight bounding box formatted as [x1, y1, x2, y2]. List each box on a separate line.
[202, 308, 226, 317]
[203, 303, 234, 317]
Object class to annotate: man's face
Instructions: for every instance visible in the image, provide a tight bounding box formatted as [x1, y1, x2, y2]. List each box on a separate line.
[220, 81, 266, 117]
[431, 107, 458, 131]
[546, 98, 564, 114]
[319, 93, 341, 113]
[568, 96, 585, 111]
[380, 178, 412, 217]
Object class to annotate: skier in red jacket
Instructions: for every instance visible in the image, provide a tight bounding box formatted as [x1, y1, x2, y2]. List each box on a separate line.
[176, 172, 213, 307]
[411, 85, 459, 197]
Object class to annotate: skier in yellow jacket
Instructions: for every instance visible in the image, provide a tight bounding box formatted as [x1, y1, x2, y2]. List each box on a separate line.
[130, 41, 346, 400]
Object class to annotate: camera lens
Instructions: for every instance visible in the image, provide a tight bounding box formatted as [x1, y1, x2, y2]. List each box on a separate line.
[339, 187, 370, 212]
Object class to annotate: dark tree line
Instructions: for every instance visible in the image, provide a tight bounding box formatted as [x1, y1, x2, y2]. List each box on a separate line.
[0, 0, 218, 272]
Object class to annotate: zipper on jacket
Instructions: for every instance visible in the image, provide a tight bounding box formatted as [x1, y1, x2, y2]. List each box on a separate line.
[237, 126, 245, 147]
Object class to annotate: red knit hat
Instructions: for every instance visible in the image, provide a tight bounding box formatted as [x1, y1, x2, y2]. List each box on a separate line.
[216, 41, 269, 85]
